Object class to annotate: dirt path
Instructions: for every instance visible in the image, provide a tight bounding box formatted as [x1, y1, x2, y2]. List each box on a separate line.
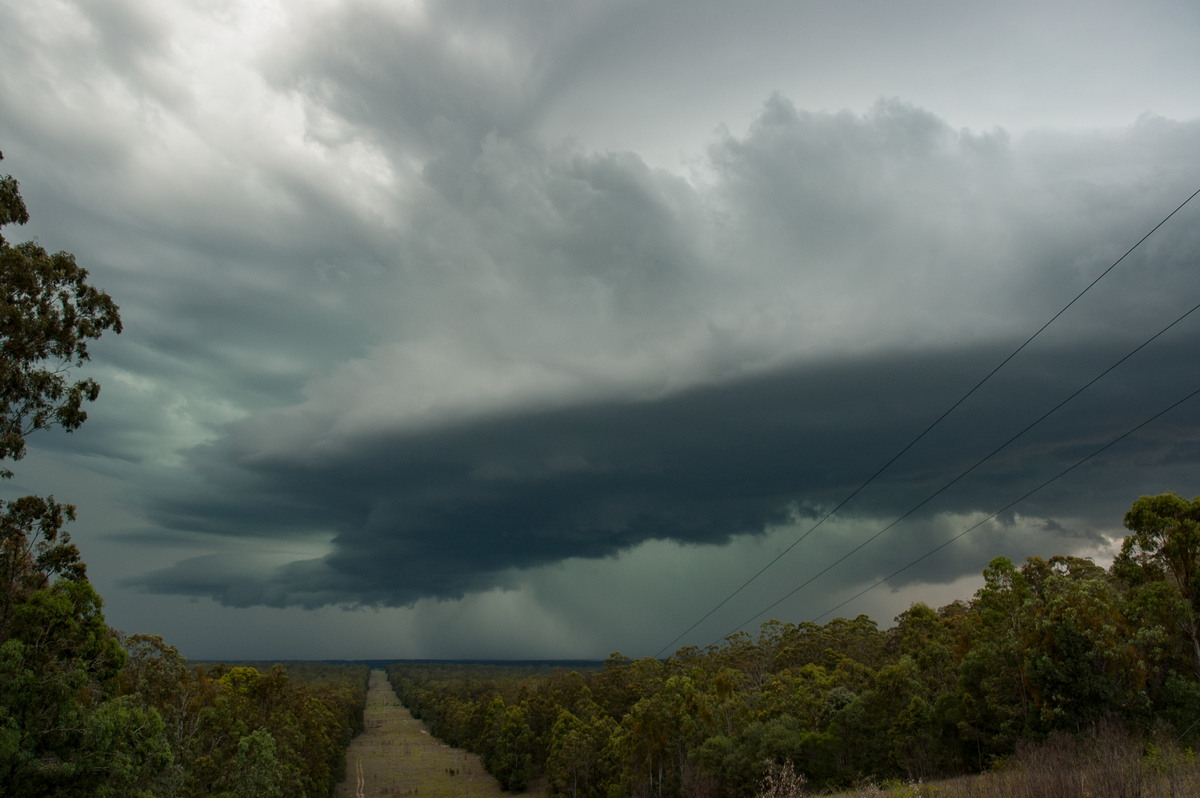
[334, 669, 541, 798]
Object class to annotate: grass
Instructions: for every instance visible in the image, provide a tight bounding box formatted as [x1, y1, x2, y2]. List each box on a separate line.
[821, 724, 1200, 798]
[334, 669, 546, 798]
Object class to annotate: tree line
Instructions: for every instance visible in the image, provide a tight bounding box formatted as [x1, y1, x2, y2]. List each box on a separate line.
[0, 152, 368, 796]
[389, 492, 1200, 796]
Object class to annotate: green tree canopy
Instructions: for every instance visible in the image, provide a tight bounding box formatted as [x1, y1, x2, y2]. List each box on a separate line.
[1117, 492, 1200, 675]
[0, 150, 130, 796]
[0, 151, 122, 473]
[1119, 493, 1200, 602]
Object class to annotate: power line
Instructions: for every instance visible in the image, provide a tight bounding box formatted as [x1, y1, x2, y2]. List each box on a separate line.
[714, 299, 1200, 640]
[809, 381, 1200, 624]
[654, 185, 1200, 658]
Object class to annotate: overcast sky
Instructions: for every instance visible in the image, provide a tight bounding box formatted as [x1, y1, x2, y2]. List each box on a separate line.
[2, 0, 1199, 660]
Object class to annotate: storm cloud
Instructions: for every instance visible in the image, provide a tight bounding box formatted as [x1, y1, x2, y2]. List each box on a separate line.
[130, 331, 1200, 610]
[2, 0, 1199, 657]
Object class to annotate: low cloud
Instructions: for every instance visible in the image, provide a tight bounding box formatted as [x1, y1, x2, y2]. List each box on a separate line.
[129, 332, 1200, 608]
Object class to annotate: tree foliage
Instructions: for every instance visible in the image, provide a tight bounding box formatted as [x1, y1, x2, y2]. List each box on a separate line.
[0, 149, 132, 796]
[0, 152, 121, 473]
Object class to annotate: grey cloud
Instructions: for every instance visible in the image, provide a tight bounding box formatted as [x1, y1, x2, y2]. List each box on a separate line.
[268, 1, 540, 162]
[128, 331, 1200, 608]
[123, 94, 1200, 612]
[706, 97, 1200, 342]
[5, 0, 1200, 657]
[67, 0, 179, 105]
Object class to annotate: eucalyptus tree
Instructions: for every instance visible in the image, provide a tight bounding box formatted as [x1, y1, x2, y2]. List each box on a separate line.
[0, 151, 138, 796]
[0, 150, 121, 632]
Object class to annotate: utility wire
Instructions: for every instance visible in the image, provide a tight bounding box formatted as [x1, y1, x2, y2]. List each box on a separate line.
[715, 299, 1200, 640]
[809, 380, 1200, 624]
[655, 185, 1200, 658]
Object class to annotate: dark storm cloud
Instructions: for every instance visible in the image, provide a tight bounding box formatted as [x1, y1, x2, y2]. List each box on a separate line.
[129, 327, 1200, 608]
[119, 87, 1200, 614]
[6, 0, 1200, 657]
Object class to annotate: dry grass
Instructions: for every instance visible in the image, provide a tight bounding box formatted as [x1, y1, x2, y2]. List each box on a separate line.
[821, 727, 1200, 798]
[334, 670, 546, 798]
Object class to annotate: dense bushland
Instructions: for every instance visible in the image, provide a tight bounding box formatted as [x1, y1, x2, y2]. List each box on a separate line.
[1, 625, 369, 796]
[116, 644, 369, 797]
[389, 493, 1200, 797]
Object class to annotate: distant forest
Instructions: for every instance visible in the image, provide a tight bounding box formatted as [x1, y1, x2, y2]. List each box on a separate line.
[388, 492, 1200, 796]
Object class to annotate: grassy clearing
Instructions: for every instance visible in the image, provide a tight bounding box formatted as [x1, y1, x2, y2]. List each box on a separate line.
[334, 669, 545, 798]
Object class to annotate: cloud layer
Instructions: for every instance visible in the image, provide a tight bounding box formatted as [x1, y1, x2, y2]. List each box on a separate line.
[2, 0, 1199, 656]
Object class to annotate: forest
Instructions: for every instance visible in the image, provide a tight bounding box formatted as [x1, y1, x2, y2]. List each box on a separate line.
[388, 491, 1200, 796]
